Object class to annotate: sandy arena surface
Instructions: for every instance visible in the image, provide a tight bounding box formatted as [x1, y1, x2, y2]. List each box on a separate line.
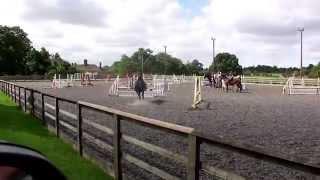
[15, 81, 320, 179]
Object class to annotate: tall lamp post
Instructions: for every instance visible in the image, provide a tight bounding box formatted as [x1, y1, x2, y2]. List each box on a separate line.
[211, 37, 216, 71]
[164, 45, 167, 54]
[297, 27, 304, 79]
[140, 49, 144, 75]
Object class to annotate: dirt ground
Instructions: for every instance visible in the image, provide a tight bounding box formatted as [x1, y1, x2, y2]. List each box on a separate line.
[16, 81, 320, 179]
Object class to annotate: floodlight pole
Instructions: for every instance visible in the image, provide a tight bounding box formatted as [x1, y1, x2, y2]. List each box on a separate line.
[211, 37, 216, 71]
[297, 28, 304, 79]
[140, 49, 144, 75]
[164, 45, 167, 55]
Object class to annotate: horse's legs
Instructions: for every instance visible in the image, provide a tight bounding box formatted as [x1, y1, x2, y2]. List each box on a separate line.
[142, 91, 145, 99]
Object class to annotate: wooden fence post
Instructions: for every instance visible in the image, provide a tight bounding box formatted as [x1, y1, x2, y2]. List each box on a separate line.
[41, 94, 45, 123]
[113, 114, 122, 180]
[24, 88, 27, 112]
[10, 84, 12, 98]
[30, 90, 35, 116]
[10, 84, 13, 100]
[18, 87, 21, 108]
[55, 98, 60, 137]
[77, 103, 83, 156]
[7, 83, 9, 96]
[187, 134, 200, 180]
[14, 85, 16, 103]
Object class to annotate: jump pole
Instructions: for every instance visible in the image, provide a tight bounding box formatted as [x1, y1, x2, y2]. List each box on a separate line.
[192, 76, 202, 109]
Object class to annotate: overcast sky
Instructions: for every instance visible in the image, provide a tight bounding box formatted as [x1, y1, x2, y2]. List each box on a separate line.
[1, 0, 319, 67]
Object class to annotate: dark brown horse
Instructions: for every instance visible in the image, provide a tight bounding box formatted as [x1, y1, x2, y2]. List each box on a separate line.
[222, 75, 242, 92]
[204, 73, 215, 87]
[134, 75, 147, 100]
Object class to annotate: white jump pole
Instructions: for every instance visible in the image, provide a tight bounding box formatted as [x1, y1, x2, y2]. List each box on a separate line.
[58, 74, 61, 88]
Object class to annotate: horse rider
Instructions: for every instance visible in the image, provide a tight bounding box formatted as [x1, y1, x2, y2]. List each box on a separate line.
[134, 74, 147, 100]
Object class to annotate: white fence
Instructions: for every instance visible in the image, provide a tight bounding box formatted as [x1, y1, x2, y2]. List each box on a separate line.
[242, 76, 287, 86]
[283, 77, 320, 95]
[108, 76, 167, 97]
[52, 74, 74, 88]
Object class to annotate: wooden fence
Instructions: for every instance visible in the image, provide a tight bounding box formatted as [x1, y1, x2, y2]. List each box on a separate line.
[0, 80, 320, 180]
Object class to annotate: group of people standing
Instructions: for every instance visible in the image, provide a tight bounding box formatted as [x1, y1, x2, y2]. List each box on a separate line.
[205, 72, 243, 92]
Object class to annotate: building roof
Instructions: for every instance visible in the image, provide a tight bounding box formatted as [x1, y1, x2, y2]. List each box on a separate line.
[75, 59, 103, 73]
[76, 64, 101, 73]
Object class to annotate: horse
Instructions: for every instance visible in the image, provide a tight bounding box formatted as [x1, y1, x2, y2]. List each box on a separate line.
[134, 76, 147, 100]
[204, 73, 215, 87]
[221, 75, 242, 92]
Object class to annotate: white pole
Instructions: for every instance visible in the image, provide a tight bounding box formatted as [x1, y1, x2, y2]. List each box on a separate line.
[58, 74, 61, 88]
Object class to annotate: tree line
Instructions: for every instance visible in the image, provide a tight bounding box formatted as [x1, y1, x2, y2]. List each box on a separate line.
[106, 49, 244, 76]
[0, 25, 76, 76]
[106, 48, 205, 76]
[243, 64, 320, 78]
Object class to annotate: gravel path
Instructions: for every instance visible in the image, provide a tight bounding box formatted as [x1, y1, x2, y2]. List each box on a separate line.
[16, 81, 320, 179]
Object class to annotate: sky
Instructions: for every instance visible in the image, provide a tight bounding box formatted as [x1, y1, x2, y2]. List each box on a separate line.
[0, 0, 320, 68]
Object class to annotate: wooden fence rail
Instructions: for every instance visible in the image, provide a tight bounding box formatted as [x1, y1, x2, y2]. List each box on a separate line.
[0, 80, 320, 180]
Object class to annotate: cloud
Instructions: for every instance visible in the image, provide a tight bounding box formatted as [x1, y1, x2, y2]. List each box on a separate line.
[1, 0, 320, 67]
[236, 18, 294, 37]
[96, 35, 149, 48]
[42, 29, 64, 39]
[23, 0, 107, 27]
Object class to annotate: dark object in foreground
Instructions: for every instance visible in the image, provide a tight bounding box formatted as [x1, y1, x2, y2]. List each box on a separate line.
[0, 141, 66, 180]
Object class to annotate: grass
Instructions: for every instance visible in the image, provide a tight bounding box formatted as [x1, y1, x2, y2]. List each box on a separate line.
[0, 92, 113, 180]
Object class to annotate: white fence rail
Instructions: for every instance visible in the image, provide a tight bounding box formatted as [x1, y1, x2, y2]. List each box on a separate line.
[242, 76, 287, 86]
[283, 77, 320, 95]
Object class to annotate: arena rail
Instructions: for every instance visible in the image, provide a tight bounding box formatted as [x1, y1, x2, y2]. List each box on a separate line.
[1, 79, 320, 180]
[283, 77, 320, 95]
[242, 76, 288, 86]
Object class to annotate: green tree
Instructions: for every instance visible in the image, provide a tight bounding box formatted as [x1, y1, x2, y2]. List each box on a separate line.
[111, 55, 137, 75]
[0, 26, 32, 75]
[47, 53, 76, 76]
[209, 52, 242, 74]
[308, 62, 320, 78]
[110, 48, 202, 75]
[184, 59, 204, 75]
[25, 47, 51, 74]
